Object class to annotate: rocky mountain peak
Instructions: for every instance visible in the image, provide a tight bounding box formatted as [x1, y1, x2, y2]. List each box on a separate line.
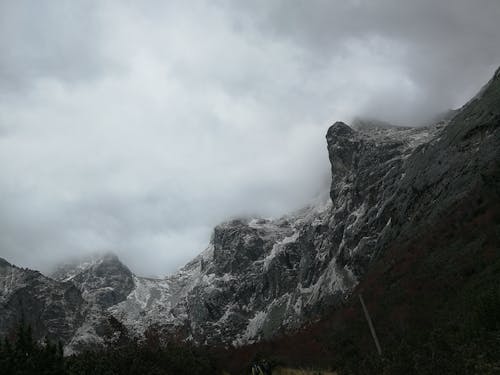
[326, 121, 355, 138]
[51, 253, 134, 309]
[494, 65, 500, 80]
[85, 253, 131, 279]
[325, 122, 361, 201]
[0, 257, 12, 268]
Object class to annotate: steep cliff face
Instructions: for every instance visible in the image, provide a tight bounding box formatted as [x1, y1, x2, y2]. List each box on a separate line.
[325, 121, 443, 277]
[0, 67, 498, 351]
[107, 118, 445, 346]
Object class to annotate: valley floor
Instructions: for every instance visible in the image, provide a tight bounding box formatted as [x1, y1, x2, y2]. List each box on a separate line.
[272, 367, 338, 375]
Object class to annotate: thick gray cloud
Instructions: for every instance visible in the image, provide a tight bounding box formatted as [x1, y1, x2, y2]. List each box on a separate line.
[0, 1, 108, 92]
[0, 0, 499, 276]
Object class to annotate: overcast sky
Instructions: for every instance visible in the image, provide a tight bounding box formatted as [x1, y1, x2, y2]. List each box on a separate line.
[1, 0, 499, 276]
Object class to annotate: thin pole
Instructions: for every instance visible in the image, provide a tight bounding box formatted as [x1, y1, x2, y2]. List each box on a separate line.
[359, 293, 382, 356]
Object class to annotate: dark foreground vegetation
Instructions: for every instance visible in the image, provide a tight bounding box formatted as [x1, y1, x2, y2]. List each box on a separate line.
[0, 322, 219, 375]
[215, 281, 500, 375]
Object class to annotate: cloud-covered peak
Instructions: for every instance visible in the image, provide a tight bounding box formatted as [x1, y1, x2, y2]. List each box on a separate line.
[0, 0, 499, 276]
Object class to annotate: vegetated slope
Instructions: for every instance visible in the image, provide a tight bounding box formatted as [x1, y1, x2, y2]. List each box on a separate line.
[215, 68, 500, 374]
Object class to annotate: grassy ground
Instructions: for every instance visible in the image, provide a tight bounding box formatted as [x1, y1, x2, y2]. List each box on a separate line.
[273, 367, 337, 375]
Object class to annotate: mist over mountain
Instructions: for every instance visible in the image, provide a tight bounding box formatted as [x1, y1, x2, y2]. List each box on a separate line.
[1, 66, 498, 366]
[1, 1, 500, 276]
[1, 3, 500, 373]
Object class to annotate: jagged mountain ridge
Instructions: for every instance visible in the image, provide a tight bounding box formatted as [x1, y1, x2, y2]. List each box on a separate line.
[0, 120, 447, 350]
[1, 66, 498, 352]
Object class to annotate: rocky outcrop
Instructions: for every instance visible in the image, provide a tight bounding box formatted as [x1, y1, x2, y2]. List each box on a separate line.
[326, 120, 443, 277]
[53, 253, 135, 309]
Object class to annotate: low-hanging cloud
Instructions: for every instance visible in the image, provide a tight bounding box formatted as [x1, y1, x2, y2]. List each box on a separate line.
[0, 0, 499, 276]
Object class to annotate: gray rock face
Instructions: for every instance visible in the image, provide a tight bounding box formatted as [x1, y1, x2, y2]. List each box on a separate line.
[107, 116, 447, 346]
[164, 120, 444, 345]
[1, 67, 498, 350]
[59, 253, 135, 309]
[326, 120, 445, 277]
[0, 258, 84, 343]
[0, 254, 134, 352]
[105, 67, 500, 346]
[49, 253, 135, 352]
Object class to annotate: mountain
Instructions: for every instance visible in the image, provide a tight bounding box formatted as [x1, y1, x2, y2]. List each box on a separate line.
[0, 257, 84, 344]
[52, 253, 134, 309]
[0, 67, 498, 356]
[220, 67, 500, 373]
